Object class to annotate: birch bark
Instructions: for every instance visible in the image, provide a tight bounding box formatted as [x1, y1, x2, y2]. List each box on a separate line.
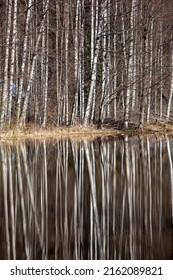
[42, 0, 49, 127]
[91, 0, 98, 122]
[19, 0, 49, 125]
[113, 0, 118, 118]
[8, 0, 18, 124]
[84, 0, 107, 126]
[16, 0, 33, 125]
[124, 0, 137, 128]
[0, 0, 12, 126]
[146, 19, 153, 123]
[71, 0, 80, 125]
[63, 0, 69, 125]
[167, 48, 173, 119]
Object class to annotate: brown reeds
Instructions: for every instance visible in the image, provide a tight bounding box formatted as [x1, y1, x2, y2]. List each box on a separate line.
[1, 122, 173, 141]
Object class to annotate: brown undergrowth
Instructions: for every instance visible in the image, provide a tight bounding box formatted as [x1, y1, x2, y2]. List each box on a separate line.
[0, 122, 173, 141]
[0, 124, 121, 141]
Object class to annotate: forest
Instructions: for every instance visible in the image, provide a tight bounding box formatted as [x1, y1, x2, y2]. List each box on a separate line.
[0, 0, 173, 129]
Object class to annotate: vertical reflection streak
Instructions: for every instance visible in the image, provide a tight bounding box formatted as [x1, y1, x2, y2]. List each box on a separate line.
[100, 142, 106, 258]
[1, 146, 10, 259]
[159, 138, 163, 239]
[118, 142, 125, 260]
[63, 140, 69, 258]
[106, 143, 110, 259]
[131, 145, 136, 258]
[71, 141, 78, 259]
[8, 146, 16, 259]
[79, 142, 84, 259]
[147, 137, 153, 245]
[43, 141, 48, 259]
[16, 144, 30, 259]
[166, 138, 173, 221]
[20, 142, 43, 256]
[125, 136, 133, 259]
[84, 140, 102, 259]
[112, 141, 117, 259]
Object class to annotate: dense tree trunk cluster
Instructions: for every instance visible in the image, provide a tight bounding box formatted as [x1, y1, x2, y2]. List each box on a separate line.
[0, 0, 173, 128]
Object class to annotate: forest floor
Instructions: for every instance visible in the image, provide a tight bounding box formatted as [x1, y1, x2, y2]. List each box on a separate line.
[1, 121, 173, 141]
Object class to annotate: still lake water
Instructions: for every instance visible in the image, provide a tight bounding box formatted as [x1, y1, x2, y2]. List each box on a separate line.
[0, 136, 173, 260]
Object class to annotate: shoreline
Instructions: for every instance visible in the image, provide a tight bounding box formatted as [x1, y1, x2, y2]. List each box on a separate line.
[1, 122, 173, 141]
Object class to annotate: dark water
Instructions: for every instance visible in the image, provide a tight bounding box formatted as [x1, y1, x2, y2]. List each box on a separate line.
[0, 136, 173, 260]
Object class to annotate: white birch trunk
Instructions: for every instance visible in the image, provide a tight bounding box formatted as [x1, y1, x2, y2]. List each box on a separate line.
[146, 19, 153, 123]
[0, 0, 12, 126]
[58, 30, 64, 125]
[101, 1, 107, 121]
[167, 49, 173, 119]
[84, 0, 107, 126]
[20, 0, 49, 125]
[113, 1, 118, 118]
[16, 0, 33, 125]
[7, 0, 18, 124]
[124, 0, 137, 128]
[41, 0, 46, 123]
[63, 1, 69, 125]
[159, 21, 163, 120]
[91, 0, 98, 122]
[106, 0, 111, 117]
[42, 0, 49, 127]
[56, 1, 60, 125]
[71, 0, 80, 125]
[80, 0, 85, 122]
[131, 1, 137, 110]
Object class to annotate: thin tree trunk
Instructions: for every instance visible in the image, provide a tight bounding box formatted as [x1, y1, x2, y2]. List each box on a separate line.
[16, 0, 33, 126]
[113, 0, 118, 118]
[19, 0, 49, 125]
[71, 0, 80, 125]
[167, 49, 173, 119]
[42, 0, 49, 127]
[0, 0, 12, 126]
[56, 1, 60, 125]
[159, 21, 163, 120]
[80, 0, 85, 123]
[101, 1, 108, 121]
[146, 19, 153, 123]
[7, 0, 18, 124]
[63, 0, 69, 125]
[84, 0, 107, 126]
[124, 0, 137, 129]
[91, 0, 98, 122]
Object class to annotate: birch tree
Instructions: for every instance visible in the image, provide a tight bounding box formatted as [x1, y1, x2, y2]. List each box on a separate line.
[90, 0, 98, 122]
[7, 0, 18, 124]
[71, 0, 80, 125]
[42, 0, 49, 127]
[16, 0, 33, 125]
[19, 0, 49, 125]
[124, 0, 137, 129]
[83, 0, 108, 126]
[167, 46, 173, 119]
[0, 0, 12, 126]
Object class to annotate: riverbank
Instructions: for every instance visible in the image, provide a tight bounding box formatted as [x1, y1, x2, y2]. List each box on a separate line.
[0, 122, 173, 140]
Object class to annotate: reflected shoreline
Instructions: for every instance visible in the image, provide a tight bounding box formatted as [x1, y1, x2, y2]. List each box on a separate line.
[0, 136, 173, 260]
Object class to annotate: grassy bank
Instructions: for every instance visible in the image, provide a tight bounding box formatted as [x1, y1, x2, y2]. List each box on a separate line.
[0, 125, 121, 140]
[0, 122, 173, 141]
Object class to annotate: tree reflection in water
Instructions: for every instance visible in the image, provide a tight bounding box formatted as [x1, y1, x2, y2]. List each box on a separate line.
[0, 136, 173, 260]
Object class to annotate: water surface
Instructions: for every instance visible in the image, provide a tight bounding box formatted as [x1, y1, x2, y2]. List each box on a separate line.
[0, 136, 173, 259]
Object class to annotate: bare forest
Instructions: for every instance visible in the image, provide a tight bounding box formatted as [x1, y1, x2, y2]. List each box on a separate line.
[0, 0, 173, 129]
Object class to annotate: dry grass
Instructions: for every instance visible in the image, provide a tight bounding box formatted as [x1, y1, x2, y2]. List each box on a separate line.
[143, 122, 173, 134]
[0, 124, 121, 141]
[0, 122, 173, 141]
